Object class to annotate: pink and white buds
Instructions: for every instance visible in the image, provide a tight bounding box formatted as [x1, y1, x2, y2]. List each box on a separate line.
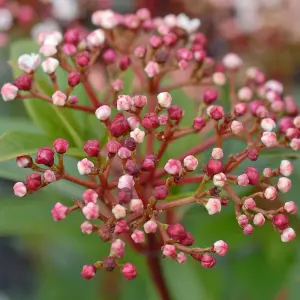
[131, 230, 145, 243]
[51, 202, 68, 221]
[77, 158, 94, 175]
[81, 265, 96, 280]
[118, 174, 135, 190]
[130, 128, 145, 144]
[83, 189, 98, 204]
[290, 138, 300, 150]
[264, 186, 277, 200]
[162, 244, 176, 258]
[36, 147, 55, 167]
[253, 213, 265, 226]
[157, 92, 172, 108]
[263, 168, 273, 177]
[265, 79, 283, 94]
[261, 118, 276, 132]
[122, 263, 137, 280]
[95, 105, 111, 121]
[143, 220, 158, 234]
[213, 240, 228, 256]
[280, 160, 293, 177]
[277, 177, 292, 193]
[177, 252, 187, 264]
[144, 61, 160, 78]
[243, 224, 254, 235]
[207, 105, 224, 120]
[82, 202, 100, 220]
[43, 170, 56, 183]
[13, 182, 27, 197]
[110, 239, 125, 258]
[81, 221, 93, 234]
[87, 29, 105, 48]
[211, 148, 223, 160]
[237, 174, 249, 186]
[284, 201, 297, 214]
[92, 9, 119, 29]
[238, 87, 252, 101]
[205, 198, 221, 215]
[200, 254, 216, 269]
[293, 116, 300, 128]
[281, 227, 296, 243]
[213, 172, 227, 187]
[112, 204, 126, 219]
[127, 116, 140, 130]
[223, 53, 242, 70]
[16, 156, 32, 168]
[230, 120, 244, 135]
[237, 214, 249, 227]
[52, 91, 67, 106]
[130, 199, 144, 213]
[1, 83, 18, 101]
[117, 147, 131, 160]
[117, 95, 133, 111]
[39, 45, 57, 57]
[164, 159, 182, 175]
[114, 220, 129, 234]
[53, 138, 69, 154]
[18, 53, 41, 73]
[183, 155, 198, 171]
[206, 159, 223, 177]
[243, 198, 256, 210]
[132, 95, 147, 108]
[212, 72, 226, 86]
[261, 132, 277, 148]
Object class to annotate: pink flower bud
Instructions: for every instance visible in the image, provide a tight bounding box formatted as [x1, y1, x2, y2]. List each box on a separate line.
[64, 28, 80, 45]
[106, 141, 121, 157]
[277, 177, 292, 193]
[110, 113, 130, 137]
[111, 79, 124, 92]
[144, 220, 158, 234]
[213, 172, 227, 187]
[245, 167, 259, 185]
[244, 198, 256, 210]
[157, 92, 172, 108]
[18, 53, 40, 73]
[117, 94, 133, 111]
[130, 128, 145, 144]
[178, 60, 188, 70]
[293, 116, 300, 128]
[177, 252, 187, 264]
[69, 95, 78, 104]
[285, 128, 299, 140]
[253, 213, 265, 226]
[281, 227, 296, 242]
[87, 29, 105, 48]
[142, 113, 159, 129]
[237, 214, 249, 227]
[194, 50, 206, 62]
[162, 244, 176, 258]
[285, 95, 298, 116]
[117, 147, 131, 160]
[77, 158, 94, 175]
[248, 149, 259, 161]
[62, 43, 77, 56]
[127, 116, 140, 130]
[67, 71, 81, 87]
[131, 230, 145, 243]
[290, 138, 300, 150]
[279, 117, 294, 134]
[142, 158, 155, 172]
[26, 173, 41, 191]
[264, 186, 277, 200]
[271, 100, 285, 113]
[132, 95, 147, 108]
[167, 223, 186, 240]
[168, 105, 184, 121]
[144, 61, 160, 77]
[120, 56, 132, 71]
[238, 87, 252, 101]
[16, 155, 32, 168]
[112, 204, 126, 219]
[206, 159, 223, 176]
[237, 173, 249, 186]
[76, 51, 90, 67]
[212, 72, 226, 86]
[265, 79, 283, 94]
[284, 201, 297, 214]
[177, 48, 193, 61]
[149, 35, 163, 49]
[205, 198, 222, 215]
[180, 232, 194, 246]
[41, 57, 59, 75]
[263, 168, 273, 177]
[13, 182, 27, 197]
[51, 202, 68, 221]
[52, 91, 67, 106]
[39, 44, 57, 57]
[122, 263, 137, 280]
[211, 148, 223, 160]
[183, 155, 198, 171]
[279, 160, 293, 177]
[92, 9, 118, 29]
[231, 120, 244, 135]
[223, 53, 242, 70]
[164, 159, 182, 175]
[243, 224, 254, 235]
[114, 220, 129, 234]
[118, 174, 135, 190]
[83, 189, 98, 204]
[110, 239, 125, 258]
[154, 185, 168, 200]
[82, 202, 99, 220]
[14, 74, 32, 91]
[200, 254, 216, 268]
[36, 147, 55, 167]
[81, 265, 96, 280]
[207, 105, 224, 120]
[213, 240, 228, 256]
[203, 89, 218, 105]
[193, 117, 206, 130]
[1, 83, 18, 101]
[273, 214, 289, 230]
[134, 46, 146, 58]
[95, 105, 111, 121]
[84, 140, 100, 157]
[234, 102, 248, 116]
[43, 170, 56, 183]
[261, 118, 276, 132]
[53, 138, 69, 154]
[81, 221, 93, 234]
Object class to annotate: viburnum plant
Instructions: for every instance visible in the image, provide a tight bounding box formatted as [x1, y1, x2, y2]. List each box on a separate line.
[1, 7, 299, 299]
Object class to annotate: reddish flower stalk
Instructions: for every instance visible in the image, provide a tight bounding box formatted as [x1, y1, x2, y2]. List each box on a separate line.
[2, 8, 299, 300]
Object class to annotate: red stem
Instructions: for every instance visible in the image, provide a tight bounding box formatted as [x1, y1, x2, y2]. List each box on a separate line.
[82, 79, 101, 109]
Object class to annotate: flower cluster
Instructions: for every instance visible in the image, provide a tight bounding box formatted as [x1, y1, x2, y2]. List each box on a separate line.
[2, 8, 298, 284]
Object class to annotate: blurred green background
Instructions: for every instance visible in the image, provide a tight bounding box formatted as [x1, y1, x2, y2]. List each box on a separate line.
[1, 1, 300, 300]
